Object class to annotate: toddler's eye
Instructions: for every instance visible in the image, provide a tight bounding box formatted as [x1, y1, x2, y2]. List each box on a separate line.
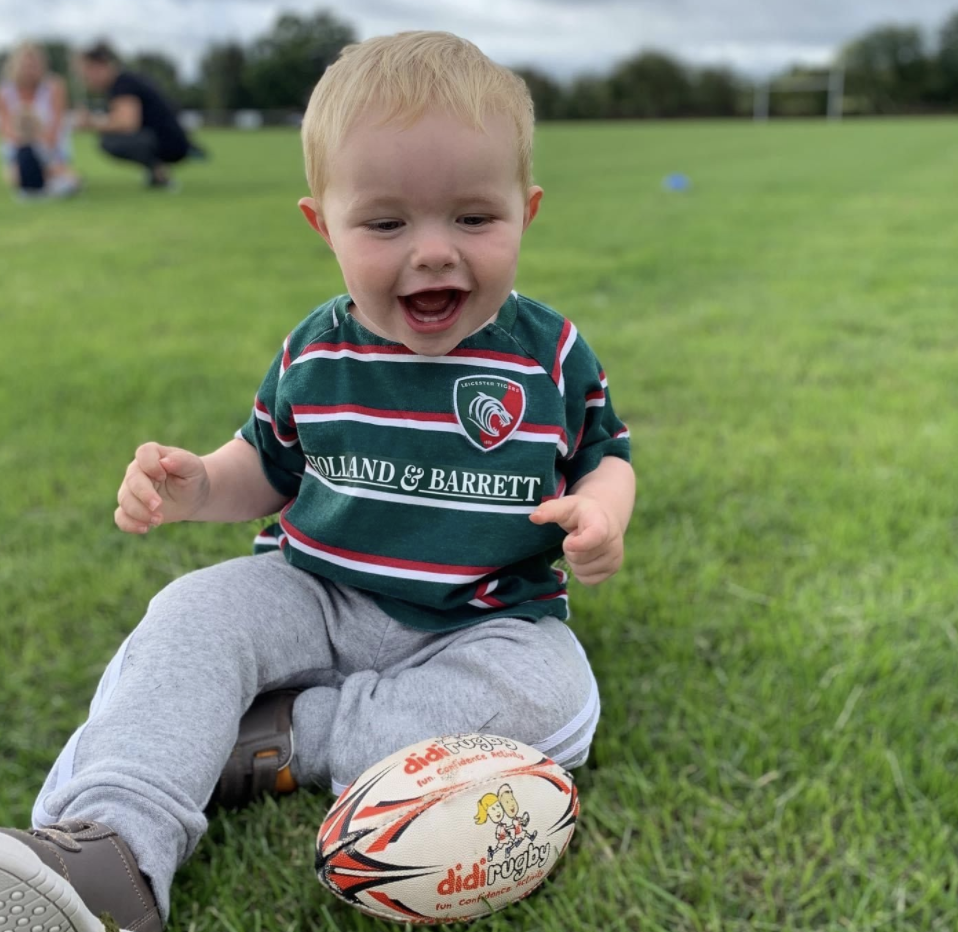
[366, 220, 403, 232]
[459, 215, 490, 227]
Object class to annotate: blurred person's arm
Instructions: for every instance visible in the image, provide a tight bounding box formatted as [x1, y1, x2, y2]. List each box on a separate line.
[41, 76, 67, 150]
[115, 438, 289, 534]
[76, 96, 141, 133]
[0, 93, 17, 145]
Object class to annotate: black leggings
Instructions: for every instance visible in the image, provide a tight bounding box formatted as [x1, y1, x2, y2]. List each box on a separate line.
[100, 129, 187, 170]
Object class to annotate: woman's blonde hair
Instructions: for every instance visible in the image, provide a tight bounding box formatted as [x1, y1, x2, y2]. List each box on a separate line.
[301, 31, 534, 200]
[3, 42, 48, 86]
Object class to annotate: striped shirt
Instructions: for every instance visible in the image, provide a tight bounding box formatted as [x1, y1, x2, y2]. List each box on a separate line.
[240, 292, 631, 631]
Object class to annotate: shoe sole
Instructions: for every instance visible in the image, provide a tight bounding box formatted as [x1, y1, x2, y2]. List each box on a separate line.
[0, 832, 109, 932]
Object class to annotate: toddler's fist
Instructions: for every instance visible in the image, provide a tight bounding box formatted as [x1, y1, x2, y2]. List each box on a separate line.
[115, 443, 208, 533]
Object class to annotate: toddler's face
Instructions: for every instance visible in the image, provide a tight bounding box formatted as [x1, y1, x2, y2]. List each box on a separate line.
[303, 109, 542, 356]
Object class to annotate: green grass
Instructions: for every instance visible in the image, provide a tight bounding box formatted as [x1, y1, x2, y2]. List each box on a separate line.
[3, 118, 958, 930]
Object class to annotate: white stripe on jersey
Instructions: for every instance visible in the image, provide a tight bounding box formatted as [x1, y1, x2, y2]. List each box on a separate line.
[512, 429, 569, 457]
[292, 349, 546, 377]
[294, 411, 462, 434]
[304, 464, 538, 515]
[283, 533, 489, 585]
[556, 323, 578, 397]
[254, 532, 285, 548]
[253, 405, 299, 447]
[468, 578, 501, 609]
[294, 411, 569, 456]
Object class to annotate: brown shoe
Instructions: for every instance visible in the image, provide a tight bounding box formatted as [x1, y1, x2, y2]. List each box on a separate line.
[0, 819, 161, 932]
[210, 688, 301, 810]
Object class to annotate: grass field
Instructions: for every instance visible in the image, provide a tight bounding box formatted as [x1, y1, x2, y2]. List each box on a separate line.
[3, 118, 958, 931]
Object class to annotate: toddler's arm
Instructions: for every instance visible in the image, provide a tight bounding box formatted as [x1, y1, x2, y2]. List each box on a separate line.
[115, 438, 289, 533]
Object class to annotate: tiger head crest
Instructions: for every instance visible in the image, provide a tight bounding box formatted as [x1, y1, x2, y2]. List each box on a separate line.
[454, 376, 526, 452]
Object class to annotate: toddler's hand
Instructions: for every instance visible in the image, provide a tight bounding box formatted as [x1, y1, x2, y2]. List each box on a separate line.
[115, 443, 209, 533]
[529, 495, 624, 586]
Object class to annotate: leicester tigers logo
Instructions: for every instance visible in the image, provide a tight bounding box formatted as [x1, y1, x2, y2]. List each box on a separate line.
[454, 376, 526, 452]
[467, 393, 513, 437]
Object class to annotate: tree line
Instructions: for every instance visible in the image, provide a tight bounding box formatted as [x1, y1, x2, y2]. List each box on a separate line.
[5, 9, 958, 119]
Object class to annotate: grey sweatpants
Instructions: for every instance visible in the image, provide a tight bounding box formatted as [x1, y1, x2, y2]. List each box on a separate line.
[30, 553, 599, 922]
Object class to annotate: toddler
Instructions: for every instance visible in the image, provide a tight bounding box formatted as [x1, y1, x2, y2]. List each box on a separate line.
[0, 31, 634, 932]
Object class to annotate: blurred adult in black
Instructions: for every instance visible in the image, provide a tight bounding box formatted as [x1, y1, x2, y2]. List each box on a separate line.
[75, 42, 204, 189]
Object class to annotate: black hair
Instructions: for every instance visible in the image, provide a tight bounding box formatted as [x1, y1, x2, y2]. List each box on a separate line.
[80, 41, 117, 64]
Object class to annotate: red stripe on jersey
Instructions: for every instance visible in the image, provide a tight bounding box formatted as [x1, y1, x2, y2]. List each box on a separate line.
[541, 475, 568, 502]
[280, 511, 498, 576]
[292, 403, 457, 423]
[254, 397, 297, 442]
[585, 389, 604, 403]
[613, 426, 630, 439]
[281, 334, 292, 374]
[570, 421, 586, 458]
[473, 580, 508, 608]
[551, 318, 574, 386]
[478, 595, 507, 608]
[446, 347, 543, 369]
[533, 588, 568, 602]
[299, 341, 415, 357]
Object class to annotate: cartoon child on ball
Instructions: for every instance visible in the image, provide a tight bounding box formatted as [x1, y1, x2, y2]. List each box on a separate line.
[475, 793, 511, 861]
[498, 784, 537, 850]
[476, 785, 538, 861]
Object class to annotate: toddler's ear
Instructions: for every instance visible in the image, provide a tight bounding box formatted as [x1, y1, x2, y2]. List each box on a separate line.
[298, 197, 334, 250]
[523, 186, 543, 232]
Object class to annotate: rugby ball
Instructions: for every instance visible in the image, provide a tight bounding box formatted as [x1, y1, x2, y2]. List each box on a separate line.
[315, 733, 579, 923]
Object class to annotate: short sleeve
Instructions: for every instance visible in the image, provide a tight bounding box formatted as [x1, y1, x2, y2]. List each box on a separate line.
[559, 339, 631, 489]
[108, 73, 139, 101]
[238, 337, 305, 499]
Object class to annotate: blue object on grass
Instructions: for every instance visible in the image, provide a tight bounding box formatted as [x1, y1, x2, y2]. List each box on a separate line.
[17, 145, 46, 192]
[663, 172, 691, 192]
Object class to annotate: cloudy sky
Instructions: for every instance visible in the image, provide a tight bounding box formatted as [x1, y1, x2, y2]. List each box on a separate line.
[4, 0, 958, 80]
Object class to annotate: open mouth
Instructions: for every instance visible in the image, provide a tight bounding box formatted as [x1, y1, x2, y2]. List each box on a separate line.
[400, 289, 468, 334]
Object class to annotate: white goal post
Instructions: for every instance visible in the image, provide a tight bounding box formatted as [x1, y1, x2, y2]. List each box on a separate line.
[753, 67, 845, 121]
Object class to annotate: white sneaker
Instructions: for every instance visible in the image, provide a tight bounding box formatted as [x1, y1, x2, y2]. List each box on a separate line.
[47, 175, 82, 198]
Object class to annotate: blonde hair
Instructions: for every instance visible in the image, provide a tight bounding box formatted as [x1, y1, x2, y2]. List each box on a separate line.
[3, 42, 47, 86]
[301, 31, 534, 200]
[474, 792, 501, 825]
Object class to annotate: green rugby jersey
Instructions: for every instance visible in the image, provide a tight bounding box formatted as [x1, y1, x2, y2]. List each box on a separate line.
[239, 292, 631, 631]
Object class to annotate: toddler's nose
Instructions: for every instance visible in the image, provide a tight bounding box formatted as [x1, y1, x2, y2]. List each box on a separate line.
[412, 233, 459, 272]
